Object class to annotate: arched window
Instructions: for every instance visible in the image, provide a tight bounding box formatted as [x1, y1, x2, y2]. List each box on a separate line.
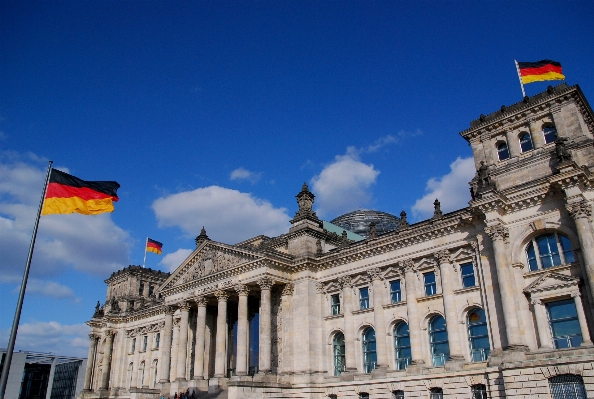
[519, 132, 533, 152]
[332, 332, 345, 376]
[429, 316, 449, 366]
[394, 322, 411, 370]
[429, 387, 444, 399]
[139, 361, 145, 387]
[543, 123, 558, 144]
[497, 142, 510, 161]
[549, 374, 587, 399]
[392, 390, 405, 399]
[359, 393, 370, 399]
[471, 384, 487, 399]
[362, 327, 377, 373]
[526, 233, 575, 271]
[547, 299, 583, 348]
[468, 309, 490, 362]
[127, 362, 134, 389]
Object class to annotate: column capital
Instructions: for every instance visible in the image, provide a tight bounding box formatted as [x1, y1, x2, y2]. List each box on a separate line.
[214, 290, 229, 301]
[104, 330, 115, 338]
[195, 296, 208, 307]
[315, 281, 326, 294]
[337, 275, 353, 289]
[281, 283, 295, 296]
[434, 249, 451, 264]
[234, 283, 250, 296]
[367, 267, 383, 281]
[89, 333, 99, 340]
[531, 298, 543, 306]
[257, 277, 274, 290]
[399, 258, 416, 273]
[178, 301, 192, 311]
[566, 200, 591, 220]
[484, 223, 509, 242]
[164, 305, 176, 315]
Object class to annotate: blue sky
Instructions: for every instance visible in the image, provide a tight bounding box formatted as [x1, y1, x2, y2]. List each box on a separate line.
[1, 1, 592, 357]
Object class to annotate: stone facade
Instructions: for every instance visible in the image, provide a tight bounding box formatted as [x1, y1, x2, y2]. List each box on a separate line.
[81, 84, 594, 399]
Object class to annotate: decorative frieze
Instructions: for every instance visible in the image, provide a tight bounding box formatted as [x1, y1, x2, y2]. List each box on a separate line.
[281, 283, 294, 296]
[566, 200, 591, 220]
[257, 277, 274, 290]
[434, 249, 451, 264]
[214, 290, 229, 300]
[484, 223, 509, 243]
[337, 275, 353, 289]
[234, 283, 250, 296]
[367, 267, 382, 281]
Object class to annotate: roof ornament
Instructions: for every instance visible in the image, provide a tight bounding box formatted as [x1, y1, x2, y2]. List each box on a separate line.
[290, 182, 320, 224]
[399, 210, 409, 228]
[555, 137, 572, 163]
[432, 199, 443, 219]
[368, 221, 377, 239]
[195, 226, 210, 247]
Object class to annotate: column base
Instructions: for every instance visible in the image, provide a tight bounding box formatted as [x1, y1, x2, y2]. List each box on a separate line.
[370, 365, 388, 378]
[191, 376, 205, 380]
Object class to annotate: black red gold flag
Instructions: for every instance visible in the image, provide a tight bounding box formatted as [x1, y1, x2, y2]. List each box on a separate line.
[517, 60, 565, 84]
[146, 238, 163, 255]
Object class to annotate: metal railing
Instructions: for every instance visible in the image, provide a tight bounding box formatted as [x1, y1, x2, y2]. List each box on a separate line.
[395, 357, 410, 370]
[553, 334, 582, 349]
[470, 348, 489, 362]
[432, 353, 446, 367]
[334, 364, 346, 376]
[363, 361, 377, 373]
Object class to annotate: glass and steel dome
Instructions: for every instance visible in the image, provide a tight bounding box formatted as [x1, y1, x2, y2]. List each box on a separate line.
[330, 210, 400, 238]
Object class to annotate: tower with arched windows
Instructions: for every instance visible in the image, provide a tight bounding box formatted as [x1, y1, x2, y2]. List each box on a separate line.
[82, 84, 594, 399]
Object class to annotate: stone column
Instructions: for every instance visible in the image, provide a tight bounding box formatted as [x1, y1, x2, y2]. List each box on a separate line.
[83, 334, 98, 390]
[170, 319, 180, 380]
[159, 306, 174, 383]
[281, 283, 295, 374]
[132, 334, 141, 387]
[402, 260, 424, 364]
[214, 290, 229, 378]
[235, 284, 250, 376]
[368, 268, 389, 368]
[485, 224, 524, 349]
[192, 297, 208, 380]
[257, 277, 273, 374]
[531, 299, 553, 349]
[572, 292, 593, 345]
[529, 119, 545, 149]
[567, 201, 594, 300]
[99, 330, 115, 390]
[176, 302, 191, 380]
[338, 276, 357, 371]
[435, 250, 464, 360]
[505, 130, 520, 157]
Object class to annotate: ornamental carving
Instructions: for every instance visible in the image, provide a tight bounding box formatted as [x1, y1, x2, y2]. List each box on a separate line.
[434, 250, 451, 264]
[566, 200, 591, 220]
[315, 281, 326, 294]
[178, 301, 192, 311]
[214, 290, 229, 300]
[257, 277, 274, 290]
[399, 258, 416, 273]
[176, 248, 252, 285]
[164, 305, 176, 315]
[367, 267, 382, 281]
[281, 283, 295, 296]
[104, 330, 115, 338]
[195, 296, 208, 307]
[235, 283, 250, 296]
[337, 275, 353, 289]
[484, 224, 509, 242]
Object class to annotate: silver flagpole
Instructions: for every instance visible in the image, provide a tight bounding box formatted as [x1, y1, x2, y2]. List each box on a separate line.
[142, 237, 148, 268]
[0, 161, 53, 399]
[514, 60, 527, 98]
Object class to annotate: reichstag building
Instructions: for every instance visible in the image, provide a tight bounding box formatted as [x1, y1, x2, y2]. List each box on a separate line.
[81, 84, 594, 399]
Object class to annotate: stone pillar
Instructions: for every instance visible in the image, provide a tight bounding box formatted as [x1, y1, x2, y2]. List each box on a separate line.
[402, 260, 424, 364]
[531, 299, 553, 349]
[193, 297, 208, 380]
[368, 268, 388, 368]
[159, 307, 174, 383]
[529, 119, 545, 149]
[132, 334, 141, 387]
[485, 224, 524, 349]
[235, 284, 250, 376]
[83, 334, 98, 390]
[214, 290, 229, 378]
[572, 292, 593, 345]
[176, 302, 191, 381]
[567, 200, 594, 300]
[99, 330, 115, 390]
[280, 283, 295, 374]
[505, 130, 520, 157]
[435, 250, 464, 360]
[170, 319, 180, 380]
[338, 276, 357, 371]
[257, 277, 273, 374]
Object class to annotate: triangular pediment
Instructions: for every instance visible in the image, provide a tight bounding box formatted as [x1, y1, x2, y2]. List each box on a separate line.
[524, 271, 579, 294]
[161, 242, 262, 291]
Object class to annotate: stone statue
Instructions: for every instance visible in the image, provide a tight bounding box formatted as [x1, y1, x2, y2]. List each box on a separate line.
[433, 199, 443, 218]
[555, 137, 572, 163]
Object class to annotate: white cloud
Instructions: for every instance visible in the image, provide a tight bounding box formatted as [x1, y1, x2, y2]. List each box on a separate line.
[0, 321, 89, 357]
[311, 152, 380, 218]
[18, 279, 77, 299]
[160, 248, 193, 272]
[411, 157, 476, 220]
[152, 186, 290, 244]
[230, 167, 262, 184]
[0, 153, 131, 283]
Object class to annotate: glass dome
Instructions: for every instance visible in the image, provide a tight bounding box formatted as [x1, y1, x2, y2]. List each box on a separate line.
[330, 210, 400, 238]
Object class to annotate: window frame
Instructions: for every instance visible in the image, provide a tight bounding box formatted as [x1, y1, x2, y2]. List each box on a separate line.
[525, 233, 575, 271]
[362, 327, 377, 373]
[497, 141, 510, 161]
[549, 374, 587, 399]
[424, 272, 437, 296]
[390, 280, 402, 303]
[359, 287, 370, 310]
[467, 308, 490, 362]
[546, 299, 583, 349]
[332, 332, 346, 376]
[429, 387, 444, 399]
[330, 294, 341, 315]
[394, 322, 411, 370]
[519, 131, 533, 153]
[155, 332, 160, 349]
[429, 315, 449, 366]
[142, 335, 148, 351]
[542, 123, 558, 144]
[471, 384, 488, 399]
[460, 262, 476, 288]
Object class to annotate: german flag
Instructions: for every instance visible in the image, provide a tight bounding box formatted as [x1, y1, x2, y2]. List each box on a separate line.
[42, 169, 120, 215]
[517, 60, 565, 84]
[146, 238, 163, 255]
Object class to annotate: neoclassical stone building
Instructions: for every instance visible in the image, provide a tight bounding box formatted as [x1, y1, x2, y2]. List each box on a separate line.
[82, 84, 594, 399]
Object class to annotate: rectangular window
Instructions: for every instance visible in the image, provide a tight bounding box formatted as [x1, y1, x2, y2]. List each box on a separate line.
[460, 263, 476, 288]
[359, 287, 370, 310]
[138, 282, 144, 296]
[424, 272, 437, 296]
[131, 337, 136, 353]
[546, 299, 583, 348]
[390, 280, 401, 303]
[148, 284, 154, 297]
[142, 335, 148, 351]
[331, 294, 341, 315]
[155, 333, 160, 349]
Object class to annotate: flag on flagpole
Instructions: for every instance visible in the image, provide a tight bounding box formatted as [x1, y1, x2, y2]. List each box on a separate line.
[516, 60, 565, 84]
[41, 169, 120, 215]
[146, 238, 163, 255]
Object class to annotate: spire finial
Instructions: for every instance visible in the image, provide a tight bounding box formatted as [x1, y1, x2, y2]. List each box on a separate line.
[195, 226, 210, 246]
